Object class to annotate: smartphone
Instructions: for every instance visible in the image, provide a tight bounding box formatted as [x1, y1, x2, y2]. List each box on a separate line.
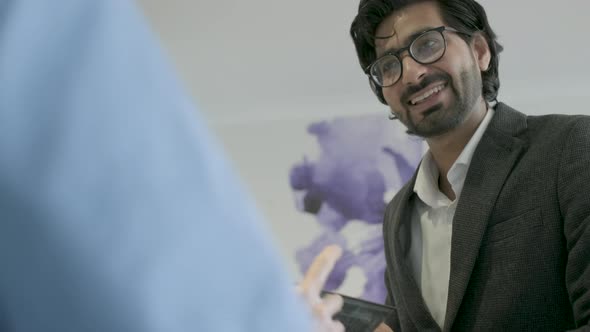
[321, 291, 395, 332]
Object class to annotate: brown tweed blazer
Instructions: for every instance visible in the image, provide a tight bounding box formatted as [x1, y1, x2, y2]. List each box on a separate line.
[382, 103, 590, 331]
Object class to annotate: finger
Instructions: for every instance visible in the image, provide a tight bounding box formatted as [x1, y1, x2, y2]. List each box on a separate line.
[311, 294, 343, 319]
[317, 319, 345, 332]
[374, 322, 394, 332]
[300, 245, 343, 296]
[321, 294, 344, 317]
[331, 320, 345, 332]
[300, 245, 342, 293]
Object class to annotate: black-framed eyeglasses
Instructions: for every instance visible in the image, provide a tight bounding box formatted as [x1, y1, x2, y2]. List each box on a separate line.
[365, 26, 471, 88]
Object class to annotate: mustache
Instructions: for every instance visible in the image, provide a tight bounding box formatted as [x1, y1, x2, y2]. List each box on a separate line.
[401, 73, 451, 104]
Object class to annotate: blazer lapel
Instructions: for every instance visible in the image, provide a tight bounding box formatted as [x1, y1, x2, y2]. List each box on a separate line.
[443, 103, 529, 331]
[387, 172, 442, 331]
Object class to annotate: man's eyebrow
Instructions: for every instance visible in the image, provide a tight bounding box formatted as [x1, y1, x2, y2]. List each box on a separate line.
[376, 27, 435, 55]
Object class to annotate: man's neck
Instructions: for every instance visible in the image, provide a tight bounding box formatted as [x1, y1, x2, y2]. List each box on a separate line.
[425, 101, 488, 198]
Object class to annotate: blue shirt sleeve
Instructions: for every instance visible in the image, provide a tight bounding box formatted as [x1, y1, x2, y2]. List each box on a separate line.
[0, 0, 312, 331]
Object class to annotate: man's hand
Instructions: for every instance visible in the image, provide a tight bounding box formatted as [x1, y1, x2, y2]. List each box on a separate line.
[297, 245, 345, 332]
[374, 322, 394, 332]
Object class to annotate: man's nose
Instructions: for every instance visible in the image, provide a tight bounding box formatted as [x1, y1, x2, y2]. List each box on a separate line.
[399, 53, 427, 86]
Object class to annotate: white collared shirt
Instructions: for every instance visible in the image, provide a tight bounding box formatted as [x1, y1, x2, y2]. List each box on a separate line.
[408, 108, 495, 328]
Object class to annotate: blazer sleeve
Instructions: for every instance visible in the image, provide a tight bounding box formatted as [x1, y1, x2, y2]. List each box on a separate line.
[558, 117, 590, 330]
[383, 269, 402, 331]
[382, 201, 403, 332]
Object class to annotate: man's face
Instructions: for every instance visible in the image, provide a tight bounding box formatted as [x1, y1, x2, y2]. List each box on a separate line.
[374, 2, 484, 137]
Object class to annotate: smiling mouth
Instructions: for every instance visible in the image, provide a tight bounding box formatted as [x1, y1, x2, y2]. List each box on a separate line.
[408, 83, 447, 106]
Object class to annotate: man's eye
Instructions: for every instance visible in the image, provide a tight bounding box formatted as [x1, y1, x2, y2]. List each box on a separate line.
[380, 61, 399, 75]
[417, 39, 440, 52]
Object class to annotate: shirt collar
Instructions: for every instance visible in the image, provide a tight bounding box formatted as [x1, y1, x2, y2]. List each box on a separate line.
[414, 107, 495, 207]
[414, 151, 446, 207]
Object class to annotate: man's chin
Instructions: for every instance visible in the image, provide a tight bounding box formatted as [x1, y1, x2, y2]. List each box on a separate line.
[406, 103, 444, 125]
[421, 103, 445, 117]
[408, 113, 460, 138]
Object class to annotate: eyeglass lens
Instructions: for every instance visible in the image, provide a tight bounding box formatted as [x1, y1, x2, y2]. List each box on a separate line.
[370, 29, 446, 87]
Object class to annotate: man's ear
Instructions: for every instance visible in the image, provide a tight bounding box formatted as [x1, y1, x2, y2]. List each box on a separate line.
[471, 33, 491, 72]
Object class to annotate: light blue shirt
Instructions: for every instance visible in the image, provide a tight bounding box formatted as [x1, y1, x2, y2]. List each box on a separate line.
[0, 0, 311, 331]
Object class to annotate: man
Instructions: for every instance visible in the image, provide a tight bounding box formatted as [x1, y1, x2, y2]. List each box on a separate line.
[350, 0, 589, 330]
[0, 0, 344, 331]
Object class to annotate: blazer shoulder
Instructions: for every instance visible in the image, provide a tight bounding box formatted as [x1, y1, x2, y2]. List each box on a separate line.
[527, 113, 590, 130]
[385, 181, 413, 211]
[495, 102, 589, 135]
[524, 113, 590, 146]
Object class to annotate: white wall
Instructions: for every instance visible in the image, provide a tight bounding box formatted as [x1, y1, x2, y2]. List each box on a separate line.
[137, 0, 590, 293]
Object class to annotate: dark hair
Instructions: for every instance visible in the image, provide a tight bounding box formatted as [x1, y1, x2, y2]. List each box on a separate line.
[350, 0, 503, 103]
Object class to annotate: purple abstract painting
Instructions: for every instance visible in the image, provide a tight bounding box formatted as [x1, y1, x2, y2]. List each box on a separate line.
[290, 114, 424, 303]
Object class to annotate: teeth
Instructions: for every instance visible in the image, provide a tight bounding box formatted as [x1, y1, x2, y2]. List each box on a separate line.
[411, 84, 445, 105]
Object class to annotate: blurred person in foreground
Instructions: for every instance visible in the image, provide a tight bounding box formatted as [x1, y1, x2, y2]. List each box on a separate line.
[350, 0, 590, 331]
[0, 0, 343, 331]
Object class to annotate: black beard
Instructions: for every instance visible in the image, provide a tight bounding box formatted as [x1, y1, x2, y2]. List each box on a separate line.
[401, 65, 482, 138]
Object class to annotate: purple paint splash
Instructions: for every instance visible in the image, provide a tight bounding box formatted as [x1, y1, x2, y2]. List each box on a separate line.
[290, 114, 423, 303]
